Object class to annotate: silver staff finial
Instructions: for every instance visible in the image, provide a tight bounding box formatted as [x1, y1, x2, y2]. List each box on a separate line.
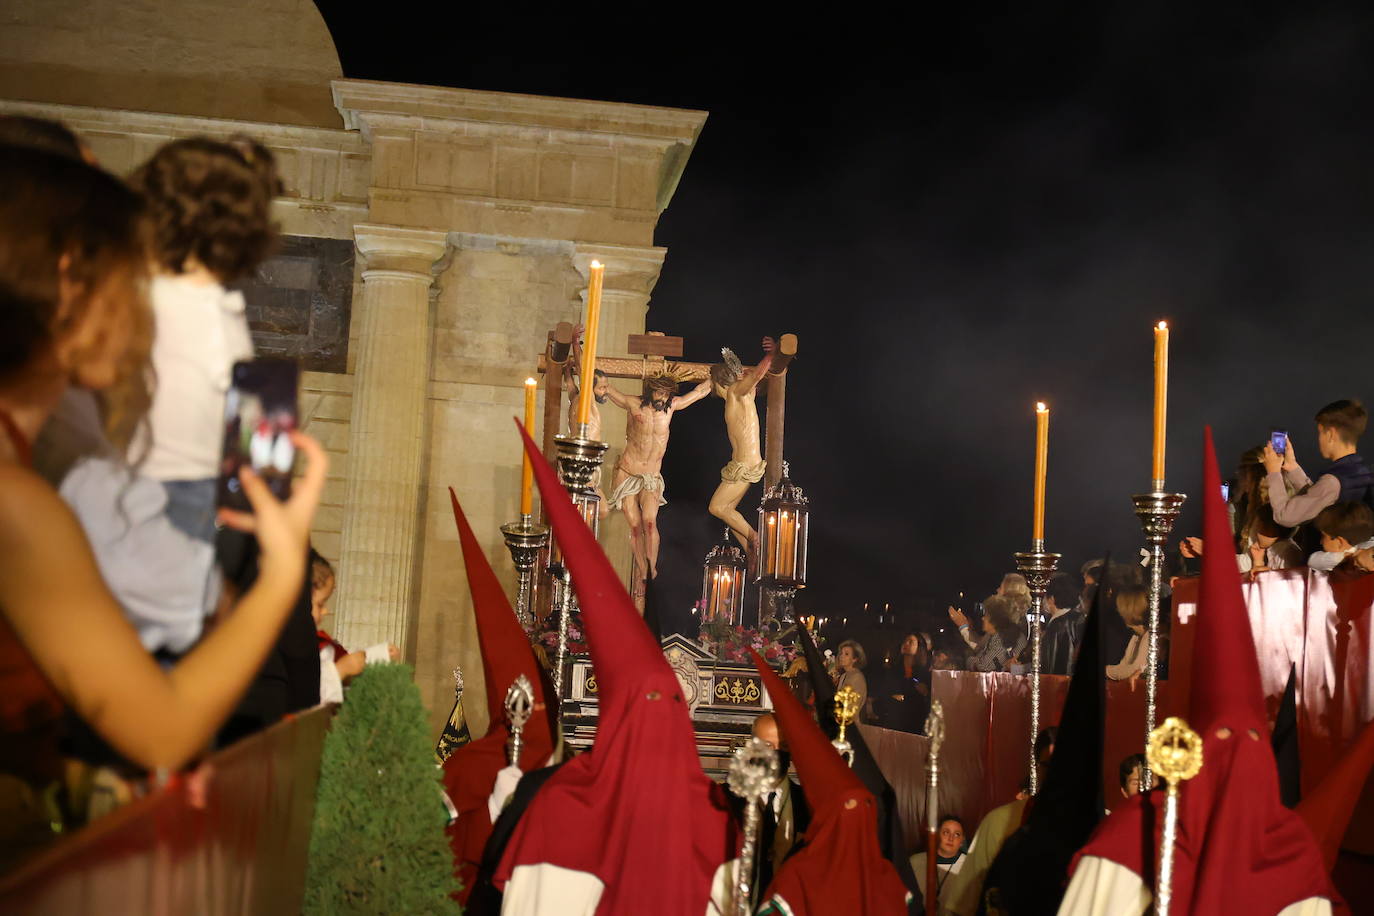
[504, 673, 535, 767]
[727, 737, 781, 915]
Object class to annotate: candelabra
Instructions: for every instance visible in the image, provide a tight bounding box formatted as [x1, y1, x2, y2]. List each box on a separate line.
[1132, 487, 1186, 789]
[1014, 541, 1060, 796]
[500, 514, 549, 634]
[554, 427, 609, 538]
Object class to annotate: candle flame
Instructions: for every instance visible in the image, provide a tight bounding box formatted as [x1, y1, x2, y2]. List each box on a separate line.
[590, 260, 603, 269]
[1157, 320, 1168, 330]
[524, 377, 536, 386]
[1036, 401, 1047, 412]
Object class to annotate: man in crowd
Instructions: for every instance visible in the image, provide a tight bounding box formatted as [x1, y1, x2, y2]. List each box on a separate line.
[1041, 572, 1085, 676]
[744, 712, 810, 893]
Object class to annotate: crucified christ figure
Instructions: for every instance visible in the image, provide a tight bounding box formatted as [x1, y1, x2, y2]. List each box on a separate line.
[708, 337, 776, 556]
[602, 371, 711, 589]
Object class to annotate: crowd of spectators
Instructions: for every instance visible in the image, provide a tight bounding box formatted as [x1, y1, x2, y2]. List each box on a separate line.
[0, 115, 388, 868]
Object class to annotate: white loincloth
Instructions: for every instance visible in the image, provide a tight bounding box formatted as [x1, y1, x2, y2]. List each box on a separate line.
[609, 471, 667, 509]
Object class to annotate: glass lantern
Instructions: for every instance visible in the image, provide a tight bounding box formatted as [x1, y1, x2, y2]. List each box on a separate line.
[701, 530, 748, 625]
[756, 462, 809, 589]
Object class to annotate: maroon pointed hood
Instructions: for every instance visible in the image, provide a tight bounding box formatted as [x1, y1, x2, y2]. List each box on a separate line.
[492, 421, 739, 914]
[749, 650, 907, 914]
[441, 488, 553, 904]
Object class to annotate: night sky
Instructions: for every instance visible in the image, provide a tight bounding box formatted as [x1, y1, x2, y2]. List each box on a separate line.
[321, 5, 1374, 643]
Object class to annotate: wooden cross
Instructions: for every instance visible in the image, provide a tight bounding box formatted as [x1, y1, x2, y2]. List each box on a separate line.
[536, 323, 798, 487]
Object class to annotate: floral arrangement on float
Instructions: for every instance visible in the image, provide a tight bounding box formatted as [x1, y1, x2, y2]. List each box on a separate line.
[535, 606, 589, 657]
[696, 612, 805, 667]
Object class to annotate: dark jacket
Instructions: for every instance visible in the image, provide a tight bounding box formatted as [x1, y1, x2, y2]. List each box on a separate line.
[1042, 608, 1086, 676]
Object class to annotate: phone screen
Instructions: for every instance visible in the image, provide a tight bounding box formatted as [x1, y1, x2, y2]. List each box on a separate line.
[1271, 429, 1288, 456]
[1220, 482, 1230, 502]
[217, 358, 300, 511]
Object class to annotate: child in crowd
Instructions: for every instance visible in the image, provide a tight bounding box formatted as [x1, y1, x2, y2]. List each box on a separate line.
[1307, 502, 1374, 573]
[1180, 504, 1303, 577]
[1262, 399, 1373, 529]
[128, 136, 281, 542]
[1236, 505, 1303, 574]
[310, 549, 399, 704]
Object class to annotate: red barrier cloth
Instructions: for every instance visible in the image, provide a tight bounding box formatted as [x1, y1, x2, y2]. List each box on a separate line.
[0, 705, 331, 915]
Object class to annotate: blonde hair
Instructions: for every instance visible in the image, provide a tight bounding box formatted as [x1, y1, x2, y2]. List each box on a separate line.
[1115, 587, 1148, 629]
[837, 639, 867, 670]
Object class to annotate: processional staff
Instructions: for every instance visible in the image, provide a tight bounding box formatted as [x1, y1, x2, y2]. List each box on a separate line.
[924, 701, 946, 916]
[504, 673, 534, 768]
[1146, 716, 1203, 916]
[727, 736, 782, 916]
[831, 686, 861, 767]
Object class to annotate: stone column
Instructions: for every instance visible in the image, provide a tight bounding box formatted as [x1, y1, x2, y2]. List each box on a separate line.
[332, 224, 451, 652]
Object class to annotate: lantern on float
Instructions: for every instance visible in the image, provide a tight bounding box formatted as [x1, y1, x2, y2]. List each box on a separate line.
[700, 529, 748, 625]
[757, 461, 809, 621]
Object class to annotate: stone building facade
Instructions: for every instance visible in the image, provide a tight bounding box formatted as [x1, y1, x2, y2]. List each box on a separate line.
[0, 0, 707, 736]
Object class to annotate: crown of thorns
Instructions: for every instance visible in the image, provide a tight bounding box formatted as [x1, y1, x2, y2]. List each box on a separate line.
[645, 362, 694, 390]
[720, 348, 744, 381]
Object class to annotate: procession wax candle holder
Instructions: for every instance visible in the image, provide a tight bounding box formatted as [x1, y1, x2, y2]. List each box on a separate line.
[500, 514, 550, 635]
[1014, 543, 1060, 796]
[702, 528, 749, 626]
[1132, 488, 1186, 789]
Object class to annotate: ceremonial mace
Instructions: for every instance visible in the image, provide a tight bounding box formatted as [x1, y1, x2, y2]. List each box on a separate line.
[1132, 488, 1185, 789]
[727, 736, 782, 916]
[505, 673, 535, 767]
[924, 700, 946, 916]
[1146, 716, 1203, 916]
[501, 515, 549, 634]
[1015, 543, 1060, 795]
[831, 685, 861, 767]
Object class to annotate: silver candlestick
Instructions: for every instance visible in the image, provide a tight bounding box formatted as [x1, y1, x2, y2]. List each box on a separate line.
[1132, 488, 1186, 789]
[554, 428, 608, 538]
[501, 514, 550, 634]
[550, 563, 573, 702]
[1015, 542, 1060, 796]
[726, 736, 781, 916]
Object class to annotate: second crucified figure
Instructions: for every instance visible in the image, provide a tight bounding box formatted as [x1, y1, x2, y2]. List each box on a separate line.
[708, 336, 775, 559]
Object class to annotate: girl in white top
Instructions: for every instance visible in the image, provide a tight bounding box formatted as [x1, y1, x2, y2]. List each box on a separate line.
[128, 136, 280, 543]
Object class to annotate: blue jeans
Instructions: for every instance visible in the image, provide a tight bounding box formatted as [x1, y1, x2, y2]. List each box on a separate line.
[162, 478, 218, 544]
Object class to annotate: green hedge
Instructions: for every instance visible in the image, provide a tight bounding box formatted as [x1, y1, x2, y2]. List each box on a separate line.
[305, 663, 462, 914]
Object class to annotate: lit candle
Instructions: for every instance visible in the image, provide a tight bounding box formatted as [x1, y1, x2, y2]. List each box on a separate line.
[575, 261, 605, 430]
[1152, 321, 1169, 485]
[520, 377, 537, 516]
[766, 513, 777, 574]
[1033, 402, 1049, 543]
[785, 513, 796, 576]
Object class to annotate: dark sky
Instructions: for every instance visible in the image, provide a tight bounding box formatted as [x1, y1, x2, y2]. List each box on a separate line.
[321, 4, 1374, 639]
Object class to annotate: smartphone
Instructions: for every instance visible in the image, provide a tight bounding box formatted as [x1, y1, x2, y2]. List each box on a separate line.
[1271, 429, 1288, 456]
[217, 358, 300, 511]
[1220, 482, 1231, 502]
